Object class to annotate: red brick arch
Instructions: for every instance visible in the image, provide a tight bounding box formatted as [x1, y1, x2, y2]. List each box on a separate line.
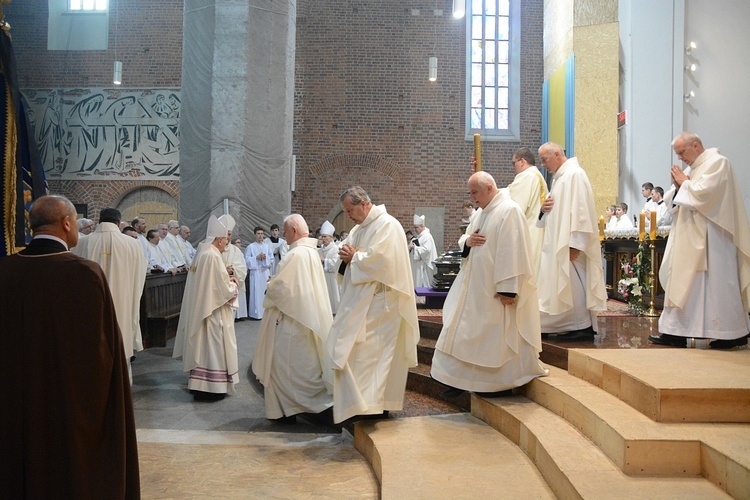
[308, 154, 401, 179]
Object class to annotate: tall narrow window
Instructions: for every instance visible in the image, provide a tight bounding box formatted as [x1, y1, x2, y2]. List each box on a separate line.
[69, 0, 108, 11]
[466, 0, 520, 140]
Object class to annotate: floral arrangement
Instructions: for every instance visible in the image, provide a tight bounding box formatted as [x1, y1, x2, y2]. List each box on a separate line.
[617, 243, 650, 315]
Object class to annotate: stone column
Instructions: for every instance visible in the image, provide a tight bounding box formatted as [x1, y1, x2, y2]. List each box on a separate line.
[179, 0, 295, 243]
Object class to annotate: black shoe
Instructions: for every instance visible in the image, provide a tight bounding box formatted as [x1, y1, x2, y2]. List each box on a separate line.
[270, 415, 297, 425]
[474, 389, 514, 398]
[130, 355, 136, 362]
[648, 333, 687, 347]
[359, 411, 390, 421]
[554, 327, 595, 342]
[440, 386, 466, 398]
[710, 334, 749, 350]
[191, 390, 226, 402]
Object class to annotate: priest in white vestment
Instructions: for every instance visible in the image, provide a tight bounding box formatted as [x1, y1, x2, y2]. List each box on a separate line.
[432, 173, 548, 396]
[650, 132, 750, 349]
[145, 229, 179, 275]
[245, 227, 274, 320]
[319, 220, 341, 314]
[172, 215, 240, 400]
[508, 147, 548, 272]
[72, 207, 147, 381]
[178, 225, 197, 265]
[325, 186, 420, 423]
[163, 220, 188, 268]
[218, 215, 248, 320]
[409, 214, 438, 288]
[537, 142, 607, 341]
[253, 214, 334, 422]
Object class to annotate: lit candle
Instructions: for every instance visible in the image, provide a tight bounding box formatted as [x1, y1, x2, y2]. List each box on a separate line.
[638, 212, 646, 241]
[650, 210, 657, 240]
[473, 133, 482, 172]
[598, 216, 605, 241]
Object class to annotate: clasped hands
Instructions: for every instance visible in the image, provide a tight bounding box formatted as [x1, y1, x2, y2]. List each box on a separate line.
[339, 243, 355, 264]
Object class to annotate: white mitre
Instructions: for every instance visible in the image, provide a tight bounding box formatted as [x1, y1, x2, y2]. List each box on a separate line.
[320, 220, 335, 237]
[217, 214, 236, 232]
[203, 215, 228, 245]
[413, 214, 425, 226]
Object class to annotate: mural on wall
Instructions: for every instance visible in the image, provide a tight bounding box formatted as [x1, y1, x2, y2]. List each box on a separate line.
[22, 88, 180, 180]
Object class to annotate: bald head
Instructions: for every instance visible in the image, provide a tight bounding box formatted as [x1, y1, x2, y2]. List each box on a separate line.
[29, 195, 79, 248]
[283, 214, 309, 245]
[467, 171, 499, 209]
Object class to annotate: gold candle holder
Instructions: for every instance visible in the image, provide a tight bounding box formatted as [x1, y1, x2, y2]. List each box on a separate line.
[642, 237, 660, 317]
[473, 133, 482, 171]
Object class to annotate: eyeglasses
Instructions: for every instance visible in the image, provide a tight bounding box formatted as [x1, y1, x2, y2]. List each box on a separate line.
[511, 159, 519, 166]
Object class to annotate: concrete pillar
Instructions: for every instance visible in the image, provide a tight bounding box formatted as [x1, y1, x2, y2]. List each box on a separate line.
[179, 0, 295, 243]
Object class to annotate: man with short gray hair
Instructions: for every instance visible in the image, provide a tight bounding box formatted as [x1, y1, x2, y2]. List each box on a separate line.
[325, 186, 419, 423]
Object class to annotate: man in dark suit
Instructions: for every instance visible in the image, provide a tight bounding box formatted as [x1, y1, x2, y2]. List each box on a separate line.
[0, 195, 141, 499]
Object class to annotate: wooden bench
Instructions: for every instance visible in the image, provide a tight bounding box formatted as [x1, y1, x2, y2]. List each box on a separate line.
[139, 272, 187, 347]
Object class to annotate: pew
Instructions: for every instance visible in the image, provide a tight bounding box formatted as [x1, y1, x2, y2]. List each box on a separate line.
[139, 272, 187, 348]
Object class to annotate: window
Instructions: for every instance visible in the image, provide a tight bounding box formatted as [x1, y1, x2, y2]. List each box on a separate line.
[69, 0, 108, 11]
[466, 0, 520, 140]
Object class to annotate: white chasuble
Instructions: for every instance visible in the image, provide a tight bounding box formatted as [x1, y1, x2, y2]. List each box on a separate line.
[253, 238, 333, 418]
[325, 205, 419, 423]
[537, 158, 607, 332]
[432, 190, 547, 392]
[173, 245, 239, 394]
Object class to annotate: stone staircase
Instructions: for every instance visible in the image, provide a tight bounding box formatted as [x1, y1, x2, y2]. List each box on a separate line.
[356, 320, 750, 498]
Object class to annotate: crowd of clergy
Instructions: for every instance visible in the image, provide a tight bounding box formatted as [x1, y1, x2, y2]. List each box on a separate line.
[4, 132, 750, 498]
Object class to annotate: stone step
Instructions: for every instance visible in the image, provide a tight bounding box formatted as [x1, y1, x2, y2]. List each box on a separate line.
[416, 337, 436, 365]
[353, 413, 556, 498]
[418, 317, 442, 340]
[407, 362, 470, 411]
[517, 366, 750, 497]
[567, 349, 750, 423]
[471, 394, 734, 499]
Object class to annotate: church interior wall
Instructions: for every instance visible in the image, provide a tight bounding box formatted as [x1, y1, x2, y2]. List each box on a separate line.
[618, 0, 750, 218]
[6, 0, 544, 245]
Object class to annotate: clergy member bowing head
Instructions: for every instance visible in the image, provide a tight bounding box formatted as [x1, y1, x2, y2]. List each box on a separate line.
[340, 186, 372, 225]
[467, 171, 498, 210]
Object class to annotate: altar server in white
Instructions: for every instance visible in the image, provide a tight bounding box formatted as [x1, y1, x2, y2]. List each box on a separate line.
[650, 132, 750, 349]
[218, 214, 248, 320]
[409, 214, 438, 288]
[318, 220, 341, 314]
[245, 226, 274, 320]
[326, 186, 420, 423]
[431, 173, 548, 396]
[72, 207, 147, 381]
[253, 214, 334, 422]
[537, 142, 607, 341]
[172, 215, 239, 401]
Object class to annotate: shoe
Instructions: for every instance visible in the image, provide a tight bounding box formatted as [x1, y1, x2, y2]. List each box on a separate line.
[474, 389, 514, 398]
[553, 327, 595, 342]
[648, 333, 687, 348]
[270, 415, 297, 425]
[440, 386, 466, 398]
[191, 390, 226, 402]
[710, 334, 749, 350]
[359, 411, 390, 421]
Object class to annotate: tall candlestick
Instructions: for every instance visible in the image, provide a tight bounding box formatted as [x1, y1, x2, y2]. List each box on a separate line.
[598, 216, 605, 241]
[638, 212, 646, 241]
[649, 211, 657, 240]
[473, 133, 482, 171]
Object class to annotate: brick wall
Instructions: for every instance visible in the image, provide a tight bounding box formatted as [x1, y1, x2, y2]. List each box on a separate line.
[5, 0, 543, 245]
[5, 0, 184, 222]
[292, 0, 544, 244]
